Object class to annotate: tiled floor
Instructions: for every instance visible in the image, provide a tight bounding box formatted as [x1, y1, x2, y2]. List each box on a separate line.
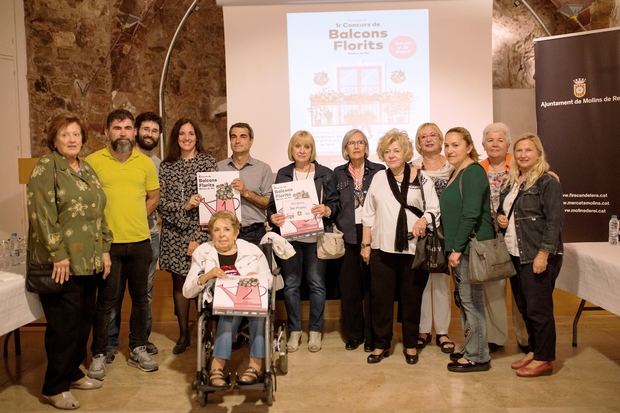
[1, 311, 619, 412]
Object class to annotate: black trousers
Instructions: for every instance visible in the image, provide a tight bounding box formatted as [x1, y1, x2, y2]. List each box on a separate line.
[339, 241, 372, 345]
[370, 249, 429, 350]
[92, 240, 151, 354]
[510, 254, 563, 361]
[39, 275, 98, 396]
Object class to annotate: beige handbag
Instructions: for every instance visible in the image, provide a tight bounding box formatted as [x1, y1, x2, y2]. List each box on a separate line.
[317, 224, 345, 259]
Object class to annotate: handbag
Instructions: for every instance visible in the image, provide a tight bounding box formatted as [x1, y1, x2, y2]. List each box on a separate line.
[317, 224, 345, 259]
[316, 184, 345, 260]
[411, 212, 449, 274]
[468, 232, 516, 283]
[26, 262, 65, 294]
[452, 165, 516, 283]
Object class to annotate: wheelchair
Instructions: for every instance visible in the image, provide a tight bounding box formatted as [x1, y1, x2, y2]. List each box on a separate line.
[192, 241, 288, 406]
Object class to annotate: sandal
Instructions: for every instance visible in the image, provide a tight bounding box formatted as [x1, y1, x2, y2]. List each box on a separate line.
[436, 334, 455, 354]
[416, 333, 432, 349]
[237, 366, 263, 386]
[208, 368, 228, 388]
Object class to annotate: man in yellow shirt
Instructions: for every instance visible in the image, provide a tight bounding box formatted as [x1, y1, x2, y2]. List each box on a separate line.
[86, 109, 160, 379]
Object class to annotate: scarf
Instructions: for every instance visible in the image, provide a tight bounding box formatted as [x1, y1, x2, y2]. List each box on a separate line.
[386, 163, 412, 252]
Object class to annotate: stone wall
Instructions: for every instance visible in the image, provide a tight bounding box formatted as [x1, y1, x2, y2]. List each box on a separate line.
[25, 0, 226, 159]
[24, 0, 617, 156]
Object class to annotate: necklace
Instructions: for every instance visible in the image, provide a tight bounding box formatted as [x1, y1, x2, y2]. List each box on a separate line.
[294, 164, 311, 180]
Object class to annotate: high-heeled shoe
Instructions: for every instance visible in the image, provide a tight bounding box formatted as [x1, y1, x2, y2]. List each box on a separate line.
[367, 349, 390, 364]
[404, 349, 419, 365]
[172, 336, 190, 354]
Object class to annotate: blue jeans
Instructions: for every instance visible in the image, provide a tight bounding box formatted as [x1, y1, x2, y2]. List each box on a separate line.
[454, 254, 490, 363]
[213, 316, 265, 359]
[107, 231, 159, 349]
[280, 241, 326, 332]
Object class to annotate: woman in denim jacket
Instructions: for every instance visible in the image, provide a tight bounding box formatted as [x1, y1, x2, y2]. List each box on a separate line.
[497, 132, 563, 378]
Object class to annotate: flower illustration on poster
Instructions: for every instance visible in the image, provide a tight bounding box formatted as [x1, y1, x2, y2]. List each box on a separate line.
[391, 70, 406, 84]
[314, 71, 329, 86]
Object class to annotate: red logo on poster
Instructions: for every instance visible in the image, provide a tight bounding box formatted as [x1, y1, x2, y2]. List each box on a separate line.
[389, 36, 417, 59]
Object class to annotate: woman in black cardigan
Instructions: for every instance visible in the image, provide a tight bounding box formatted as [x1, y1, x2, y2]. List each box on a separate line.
[333, 129, 384, 352]
[267, 130, 339, 353]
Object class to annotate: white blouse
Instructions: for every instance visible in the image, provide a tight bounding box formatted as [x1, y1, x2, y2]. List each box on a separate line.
[502, 183, 520, 257]
[362, 169, 440, 255]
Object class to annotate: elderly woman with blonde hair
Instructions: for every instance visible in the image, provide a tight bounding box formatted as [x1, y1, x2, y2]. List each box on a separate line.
[361, 128, 440, 365]
[496, 133, 564, 378]
[411, 122, 455, 353]
[267, 130, 339, 353]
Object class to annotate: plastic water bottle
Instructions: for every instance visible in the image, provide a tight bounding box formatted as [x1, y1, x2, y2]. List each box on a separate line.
[9, 232, 20, 265]
[610, 215, 619, 245]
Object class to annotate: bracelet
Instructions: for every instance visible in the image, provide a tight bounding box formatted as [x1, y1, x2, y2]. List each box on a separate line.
[360, 243, 371, 249]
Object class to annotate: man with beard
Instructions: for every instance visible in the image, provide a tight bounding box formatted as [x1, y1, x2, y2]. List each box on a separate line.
[86, 109, 160, 379]
[106, 112, 162, 363]
[217, 122, 273, 245]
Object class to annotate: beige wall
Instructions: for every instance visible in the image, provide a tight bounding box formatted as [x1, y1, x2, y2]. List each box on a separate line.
[0, 0, 30, 240]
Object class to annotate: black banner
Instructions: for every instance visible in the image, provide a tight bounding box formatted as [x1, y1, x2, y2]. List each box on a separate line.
[535, 28, 620, 242]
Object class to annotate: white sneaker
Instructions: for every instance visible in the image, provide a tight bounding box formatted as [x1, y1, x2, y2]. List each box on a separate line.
[308, 331, 322, 352]
[88, 354, 106, 380]
[128, 345, 159, 372]
[287, 331, 302, 352]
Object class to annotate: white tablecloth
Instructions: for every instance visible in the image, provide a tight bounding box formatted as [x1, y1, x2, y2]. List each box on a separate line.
[0, 265, 44, 336]
[556, 242, 620, 316]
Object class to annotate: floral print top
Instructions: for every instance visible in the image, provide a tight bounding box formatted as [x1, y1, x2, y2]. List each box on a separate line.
[487, 170, 508, 213]
[27, 151, 112, 275]
[158, 152, 217, 275]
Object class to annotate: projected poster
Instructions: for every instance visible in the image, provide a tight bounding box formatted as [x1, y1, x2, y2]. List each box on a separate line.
[287, 10, 429, 168]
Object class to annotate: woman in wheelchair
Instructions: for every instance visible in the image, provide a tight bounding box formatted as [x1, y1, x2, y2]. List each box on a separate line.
[183, 211, 272, 387]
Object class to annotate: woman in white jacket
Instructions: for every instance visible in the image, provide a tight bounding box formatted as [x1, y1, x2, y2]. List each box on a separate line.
[184, 211, 271, 387]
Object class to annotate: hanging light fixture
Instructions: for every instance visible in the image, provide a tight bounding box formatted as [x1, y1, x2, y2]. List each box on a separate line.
[557, 4, 587, 31]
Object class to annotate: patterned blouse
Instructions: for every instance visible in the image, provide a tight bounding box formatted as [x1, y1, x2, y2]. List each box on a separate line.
[412, 157, 454, 198]
[158, 152, 217, 275]
[487, 170, 507, 214]
[27, 151, 112, 276]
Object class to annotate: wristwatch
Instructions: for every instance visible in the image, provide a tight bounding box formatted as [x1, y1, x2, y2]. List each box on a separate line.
[360, 243, 371, 249]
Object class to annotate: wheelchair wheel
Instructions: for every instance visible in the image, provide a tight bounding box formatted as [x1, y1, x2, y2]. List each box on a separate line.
[198, 390, 208, 407]
[264, 374, 274, 406]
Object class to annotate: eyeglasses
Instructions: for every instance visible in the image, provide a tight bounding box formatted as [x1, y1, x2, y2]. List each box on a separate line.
[420, 133, 439, 140]
[347, 140, 366, 147]
[140, 126, 160, 136]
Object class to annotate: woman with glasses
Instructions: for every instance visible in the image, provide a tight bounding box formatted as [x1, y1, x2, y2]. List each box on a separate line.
[333, 129, 384, 352]
[411, 123, 455, 354]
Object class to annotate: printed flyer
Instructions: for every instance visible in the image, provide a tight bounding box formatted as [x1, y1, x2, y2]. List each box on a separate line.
[197, 171, 242, 225]
[213, 268, 269, 316]
[272, 179, 324, 240]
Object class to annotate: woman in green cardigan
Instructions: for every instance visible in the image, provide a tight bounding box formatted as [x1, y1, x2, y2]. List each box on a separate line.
[440, 127, 494, 373]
